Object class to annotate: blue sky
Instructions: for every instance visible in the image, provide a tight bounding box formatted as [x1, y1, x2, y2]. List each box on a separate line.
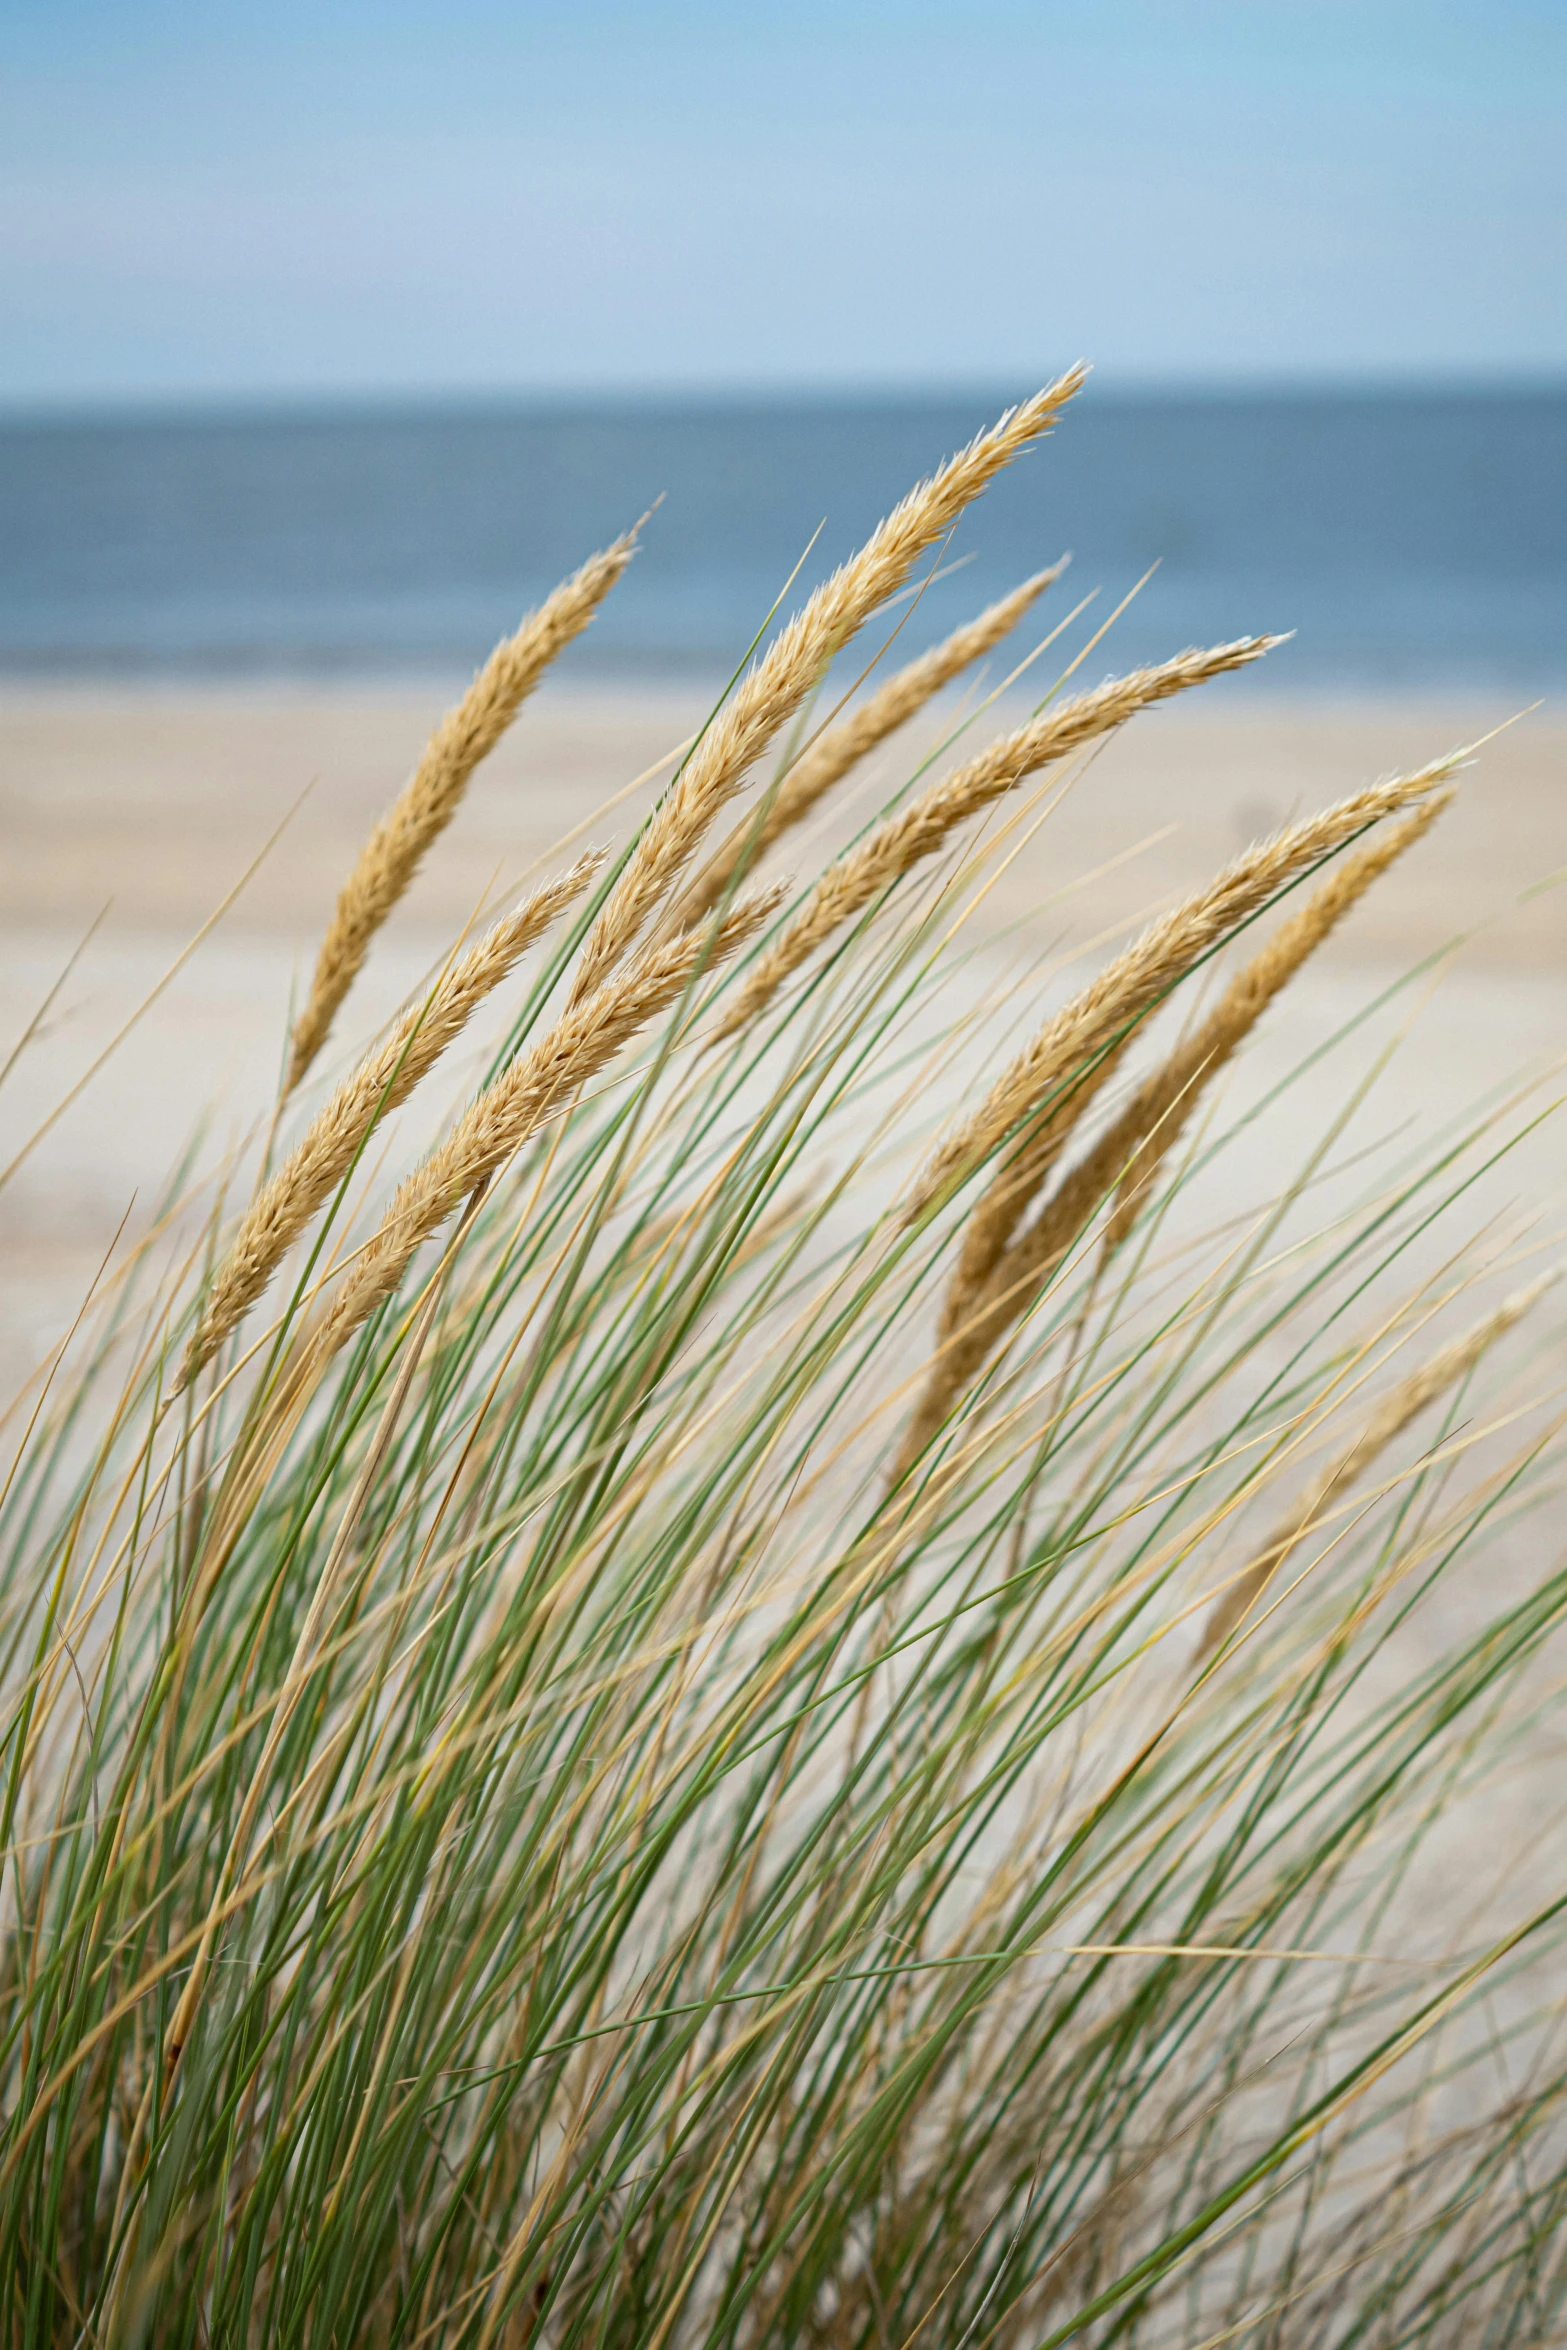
[4, 0, 1563, 405]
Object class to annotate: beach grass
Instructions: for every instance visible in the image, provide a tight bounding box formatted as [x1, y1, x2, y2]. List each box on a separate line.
[3, 380, 1565, 2348]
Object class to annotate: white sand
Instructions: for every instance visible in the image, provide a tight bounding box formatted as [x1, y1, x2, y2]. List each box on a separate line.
[3, 681, 1564, 1398]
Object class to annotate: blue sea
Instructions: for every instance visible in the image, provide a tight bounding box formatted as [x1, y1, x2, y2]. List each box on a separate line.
[1, 388, 1563, 692]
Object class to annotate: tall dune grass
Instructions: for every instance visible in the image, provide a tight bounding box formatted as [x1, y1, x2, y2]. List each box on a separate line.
[3, 381, 1565, 2347]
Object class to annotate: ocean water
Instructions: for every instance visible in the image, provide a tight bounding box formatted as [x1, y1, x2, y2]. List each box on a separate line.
[1, 388, 1563, 692]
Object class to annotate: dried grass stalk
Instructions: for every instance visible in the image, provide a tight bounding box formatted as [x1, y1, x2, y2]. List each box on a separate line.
[892, 1112, 1143, 1478]
[184, 852, 603, 1387]
[305, 888, 783, 1372]
[947, 788, 1454, 1340]
[714, 636, 1279, 1043]
[286, 534, 637, 1089]
[677, 562, 1068, 924]
[892, 782, 1460, 1481]
[1199, 1268, 1561, 1659]
[907, 751, 1469, 1224]
[568, 372, 1087, 1005]
[1100, 791, 1451, 1255]
[934, 1033, 1140, 1349]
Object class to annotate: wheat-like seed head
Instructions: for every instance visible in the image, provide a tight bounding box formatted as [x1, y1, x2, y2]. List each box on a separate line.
[892, 1108, 1145, 1480]
[286, 532, 637, 1090]
[713, 635, 1280, 1045]
[677, 562, 1068, 926]
[567, 372, 1087, 1007]
[935, 1036, 1140, 1349]
[301, 887, 784, 1374]
[1199, 1267, 1561, 1660]
[907, 751, 1470, 1226]
[1098, 790, 1452, 1254]
[182, 852, 604, 1389]
[892, 785, 1458, 1480]
[948, 787, 1454, 1341]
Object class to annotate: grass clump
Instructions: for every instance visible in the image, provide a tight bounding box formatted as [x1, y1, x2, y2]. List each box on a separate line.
[2, 375, 1565, 2348]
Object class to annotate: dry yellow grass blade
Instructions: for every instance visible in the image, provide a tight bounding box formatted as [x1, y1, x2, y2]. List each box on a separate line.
[713, 635, 1279, 1044]
[183, 852, 604, 1388]
[303, 887, 784, 1372]
[906, 750, 1470, 1226]
[286, 531, 639, 1089]
[1199, 1268, 1562, 1660]
[567, 371, 1087, 1006]
[676, 561, 1069, 924]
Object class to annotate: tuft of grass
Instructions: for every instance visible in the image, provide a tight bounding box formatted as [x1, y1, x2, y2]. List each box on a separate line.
[3, 382, 1565, 2349]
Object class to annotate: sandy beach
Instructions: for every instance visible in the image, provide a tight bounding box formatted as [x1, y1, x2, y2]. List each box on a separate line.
[3, 681, 1565, 1396]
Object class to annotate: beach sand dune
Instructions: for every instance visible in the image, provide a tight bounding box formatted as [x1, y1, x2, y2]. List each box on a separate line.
[3, 683, 1563, 964]
[3, 684, 1564, 1396]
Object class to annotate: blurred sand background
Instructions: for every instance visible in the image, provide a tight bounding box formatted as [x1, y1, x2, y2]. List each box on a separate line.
[3, 682, 1566, 1405]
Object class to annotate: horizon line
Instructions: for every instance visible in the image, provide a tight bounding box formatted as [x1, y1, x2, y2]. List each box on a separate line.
[4, 366, 1565, 431]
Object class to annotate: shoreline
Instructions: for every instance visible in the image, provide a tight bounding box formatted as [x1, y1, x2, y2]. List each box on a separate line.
[1, 669, 1557, 708]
